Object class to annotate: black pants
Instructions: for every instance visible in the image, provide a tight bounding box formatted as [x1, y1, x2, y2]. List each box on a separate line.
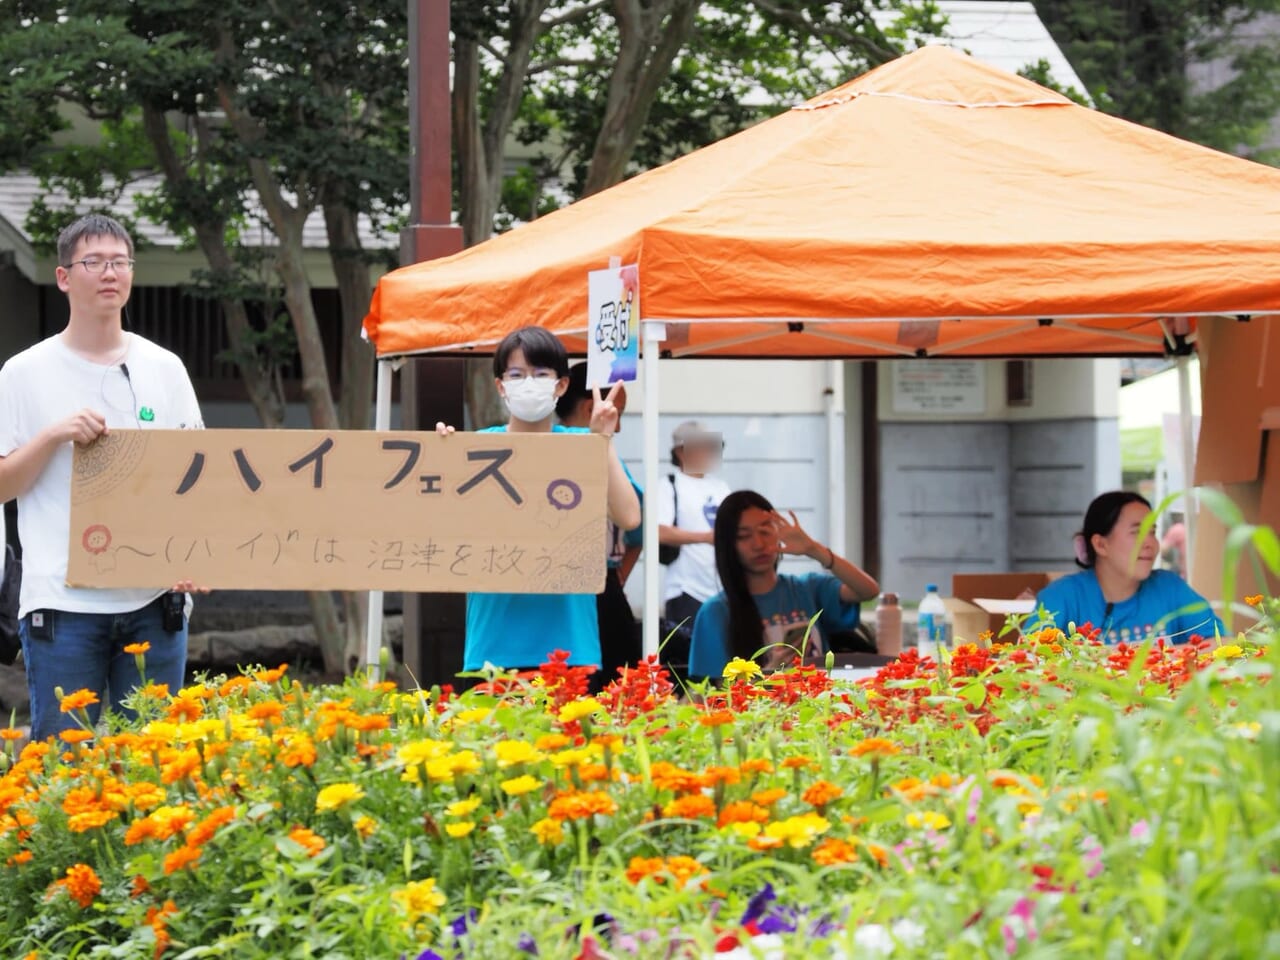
[597, 568, 641, 687]
[661, 592, 702, 684]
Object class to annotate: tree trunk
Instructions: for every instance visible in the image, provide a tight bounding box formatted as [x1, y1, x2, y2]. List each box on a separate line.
[140, 106, 287, 427]
[323, 202, 374, 433]
[453, 33, 493, 248]
[581, 0, 700, 196]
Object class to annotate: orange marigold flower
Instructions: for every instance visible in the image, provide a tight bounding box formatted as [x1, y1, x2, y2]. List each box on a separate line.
[747, 834, 786, 851]
[246, 702, 286, 724]
[7, 849, 33, 866]
[739, 758, 774, 776]
[650, 761, 706, 794]
[547, 790, 618, 821]
[346, 713, 392, 733]
[131, 875, 151, 898]
[160, 748, 203, 785]
[802, 780, 844, 808]
[288, 826, 326, 857]
[1245, 594, 1264, 607]
[0, 728, 24, 741]
[781, 755, 816, 770]
[863, 841, 890, 867]
[625, 856, 665, 884]
[662, 794, 717, 820]
[278, 734, 318, 768]
[166, 695, 204, 723]
[59, 863, 101, 908]
[699, 710, 735, 727]
[67, 808, 118, 832]
[665, 855, 708, 885]
[535, 733, 572, 752]
[59, 689, 100, 713]
[59, 729, 95, 745]
[138, 682, 170, 700]
[578, 763, 612, 783]
[163, 843, 202, 875]
[718, 801, 770, 828]
[147, 899, 179, 956]
[812, 837, 859, 866]
[703, 765, 742, 787]
[850, 738, 900, 758]
[254, 664, 289, 684]
[186, 806, 236, 848]
[218, 675, 254, 697]
[751, 788, 788, 807]
[123, 642, 151, 655]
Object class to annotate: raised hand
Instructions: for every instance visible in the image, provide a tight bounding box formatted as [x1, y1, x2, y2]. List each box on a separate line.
[590, 382, 623, 438]
[773, 510, 821, 558]
[435, 421, 456, 436]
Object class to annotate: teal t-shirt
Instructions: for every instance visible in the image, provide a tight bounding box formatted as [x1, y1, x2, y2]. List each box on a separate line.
[688, 572, 861, 679]
[609, 462, 643, 569]
[463, 425, 601, 670]
[1031, 569, 1222, 644]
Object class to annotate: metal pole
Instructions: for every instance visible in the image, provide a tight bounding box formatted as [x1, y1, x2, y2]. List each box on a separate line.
[1177, 355, 1197, 583]
[364, 359, 395, 670]
[641, 320, 666, 659]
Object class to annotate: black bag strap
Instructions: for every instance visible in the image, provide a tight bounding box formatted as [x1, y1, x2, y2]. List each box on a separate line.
[668, 473, 678, 528]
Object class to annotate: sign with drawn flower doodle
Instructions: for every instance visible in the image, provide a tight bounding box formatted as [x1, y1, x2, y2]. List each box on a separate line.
[68, 430, 609, 593]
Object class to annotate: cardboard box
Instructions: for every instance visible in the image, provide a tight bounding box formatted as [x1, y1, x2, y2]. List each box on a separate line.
[946, 573, 1066, 644]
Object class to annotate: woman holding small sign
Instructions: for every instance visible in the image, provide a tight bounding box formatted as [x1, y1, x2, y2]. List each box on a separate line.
[437, 326, 640, 688]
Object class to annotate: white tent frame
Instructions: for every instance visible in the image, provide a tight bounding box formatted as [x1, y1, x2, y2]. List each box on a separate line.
[360, 311, 1231, 670]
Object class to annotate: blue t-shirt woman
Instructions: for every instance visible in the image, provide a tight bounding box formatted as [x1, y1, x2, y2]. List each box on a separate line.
[1031, 491, 1222, 644]
[688, 490, 879, 681]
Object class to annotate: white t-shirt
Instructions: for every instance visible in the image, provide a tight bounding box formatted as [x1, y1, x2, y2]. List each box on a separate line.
[0, 334, 203, 618]
[658, 471, 732, 603]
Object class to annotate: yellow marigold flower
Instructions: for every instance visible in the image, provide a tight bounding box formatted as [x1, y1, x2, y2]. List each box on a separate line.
[58, 863, 101, 908]
[398, 739, 452, 766]
[123, 642, 151, 655]
[452, 707, 493, 726]
[761, 813, 830, 849]
[557, 698, 603, 723]
[59, 689, 99, 713]
[531, 817, 564, 845]
[550, 747, 593, 768]
[315, 782, 365, 813]
[850, 738, 900, 758]
[494, 740, 545, 768]
[392, 877, 445, 923]
[802, 780, 845, 808]
[662, 794, 717, 820]
[354, 815, 378, 839]
[1212, 643, 1245, 660]
[445, 821, 476, 839]
[722, 658, 762, 680]
[59, 729, 95, 745]
[905, 811, 952, 831]
[445, 796, 483, 818]
[500, 775, 542, 797]
[728, 821, 763, 839]
[424, 750, 481, 783]
[287, 826, 326, 857]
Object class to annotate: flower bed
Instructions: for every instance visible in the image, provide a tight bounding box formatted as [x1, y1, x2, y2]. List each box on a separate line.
[1, 624, 1276, 959]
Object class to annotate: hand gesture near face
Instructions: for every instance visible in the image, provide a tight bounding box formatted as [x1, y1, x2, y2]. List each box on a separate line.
[772, 510, 821, 558]
[590, 382, 624, 438]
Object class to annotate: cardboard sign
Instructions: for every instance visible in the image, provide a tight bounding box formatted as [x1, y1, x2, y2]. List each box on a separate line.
[68, 429, 609, 593]
[586, 263, 640, 387]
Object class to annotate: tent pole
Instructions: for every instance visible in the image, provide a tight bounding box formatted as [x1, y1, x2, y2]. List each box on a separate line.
[364, 358, 395, 674]
[641, 321, 666, 660]
[1176, 355, 1196, 584]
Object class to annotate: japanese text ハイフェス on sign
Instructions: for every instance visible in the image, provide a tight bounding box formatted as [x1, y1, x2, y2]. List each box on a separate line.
[67, 429, 609, 593]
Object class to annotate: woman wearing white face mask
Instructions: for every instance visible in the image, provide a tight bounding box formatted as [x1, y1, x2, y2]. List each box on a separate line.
[440, 326, 641, 689]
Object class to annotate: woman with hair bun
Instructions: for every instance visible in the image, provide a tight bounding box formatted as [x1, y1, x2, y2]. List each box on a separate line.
[1032, 491, 1222, 644]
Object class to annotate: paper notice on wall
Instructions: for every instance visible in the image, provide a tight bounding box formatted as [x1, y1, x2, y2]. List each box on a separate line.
[891, 360, 986, 415]
[68, 429, 608, 594]
[586, 263, 640, 388]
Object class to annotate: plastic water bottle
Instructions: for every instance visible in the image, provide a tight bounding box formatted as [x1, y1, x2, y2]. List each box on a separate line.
[916, 584, 950, 656]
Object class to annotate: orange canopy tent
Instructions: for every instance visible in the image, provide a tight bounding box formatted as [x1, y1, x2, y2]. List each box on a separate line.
[365, 44, 1280, 363]
[360, 44, 1280, 663]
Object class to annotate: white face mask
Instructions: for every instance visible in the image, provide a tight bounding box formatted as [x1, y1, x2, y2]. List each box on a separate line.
[503, 377, 559, 423]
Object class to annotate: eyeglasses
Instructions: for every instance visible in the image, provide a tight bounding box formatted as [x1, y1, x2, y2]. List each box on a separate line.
[502, 368, 559, 382]
[64, 258, 136, 274]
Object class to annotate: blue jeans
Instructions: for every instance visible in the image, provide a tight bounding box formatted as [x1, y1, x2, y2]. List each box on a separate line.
[20, 596, 187, 741]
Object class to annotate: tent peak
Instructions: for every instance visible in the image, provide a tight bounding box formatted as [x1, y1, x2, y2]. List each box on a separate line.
[796, 43, 1074, 113]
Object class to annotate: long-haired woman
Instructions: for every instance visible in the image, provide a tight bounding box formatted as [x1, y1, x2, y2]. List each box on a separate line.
[688, 490, 879, 681]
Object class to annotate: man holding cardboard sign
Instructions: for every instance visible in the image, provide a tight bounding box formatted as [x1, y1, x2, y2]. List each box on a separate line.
[0, 214, 204, 742]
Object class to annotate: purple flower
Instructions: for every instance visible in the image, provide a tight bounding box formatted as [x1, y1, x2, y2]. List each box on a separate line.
[741, 883, 777, 926]
[415, 951, 445, 960]
[516, 932, 539, 955]
[449, 909, 479, 939]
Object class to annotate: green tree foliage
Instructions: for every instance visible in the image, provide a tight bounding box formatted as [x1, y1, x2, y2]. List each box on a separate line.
[1033, 0, 1280, 160]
